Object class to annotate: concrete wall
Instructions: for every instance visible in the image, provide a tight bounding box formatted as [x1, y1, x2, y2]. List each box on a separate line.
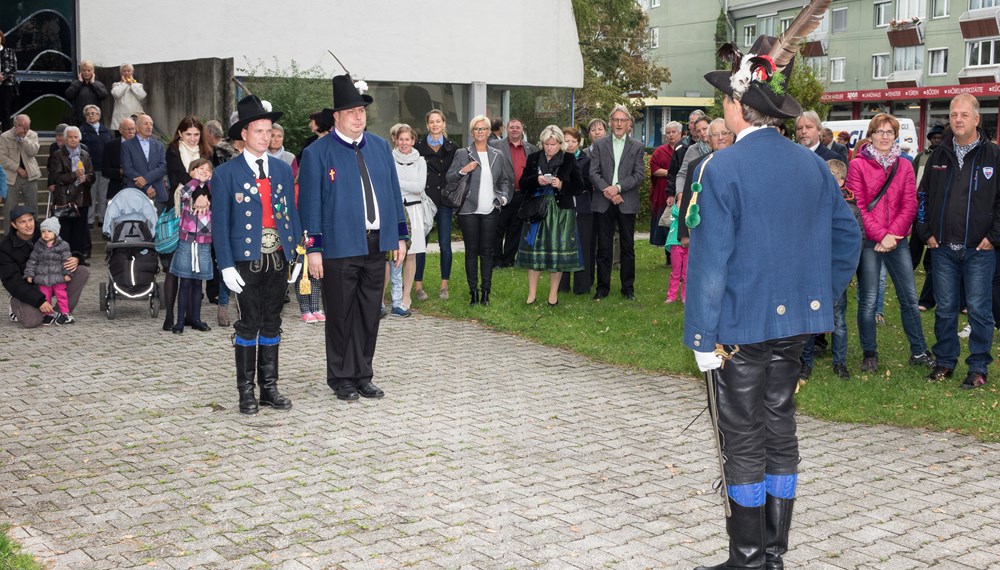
[96, 58, 234, 139]
[79, 1, 583, 89]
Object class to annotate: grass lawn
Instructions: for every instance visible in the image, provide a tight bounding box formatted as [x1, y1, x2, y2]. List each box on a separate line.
[413, 244, 1000, 442]
[0, 525, 41, 570]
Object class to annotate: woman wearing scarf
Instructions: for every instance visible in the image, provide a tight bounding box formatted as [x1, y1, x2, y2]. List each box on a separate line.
[413, 109, 458, 301]
[390, 124, 430, 314]
[516, 125, 583, 306]
[163, 116, 212, 331]
[51, 126, 95, 257]
[848, 113, 933, 374]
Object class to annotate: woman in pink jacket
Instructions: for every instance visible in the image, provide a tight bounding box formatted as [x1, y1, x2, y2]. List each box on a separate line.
[848, 113, 933, 374]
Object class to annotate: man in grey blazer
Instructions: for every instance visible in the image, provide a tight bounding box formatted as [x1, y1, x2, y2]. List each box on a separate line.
[589, 105, 646, 300]
[489, 119, 537, 267]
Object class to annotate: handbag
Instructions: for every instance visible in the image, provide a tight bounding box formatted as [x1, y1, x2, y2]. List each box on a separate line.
[52, 203, 80, 219]
[518, 193, 548, 222]
[441, 173, 471, 209]
[866, 159, 899, 212]
[154, 207, 180, 254]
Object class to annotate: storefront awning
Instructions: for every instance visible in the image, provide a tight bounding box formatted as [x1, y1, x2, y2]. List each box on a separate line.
[822, 82, 1000, 103]
[641, 96, 715, 107]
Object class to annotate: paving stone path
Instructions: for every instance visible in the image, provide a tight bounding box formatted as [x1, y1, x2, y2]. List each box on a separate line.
[2, 262, 999, 569]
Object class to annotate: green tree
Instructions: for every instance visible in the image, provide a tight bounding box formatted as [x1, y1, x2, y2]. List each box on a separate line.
[237, 58, 330, 155]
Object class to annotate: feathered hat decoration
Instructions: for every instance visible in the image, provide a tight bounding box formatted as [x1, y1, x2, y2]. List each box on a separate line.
[706, 0, 832, 118]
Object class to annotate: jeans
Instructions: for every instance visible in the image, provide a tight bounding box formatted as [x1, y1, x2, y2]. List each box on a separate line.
[931, 246, 995, 373]
[832, 289, 848, 366]
[876, 262, 887, 315]
[389, 260, 403, 308]
[415, 205, 453, 282]
[857, 238, 927, 356]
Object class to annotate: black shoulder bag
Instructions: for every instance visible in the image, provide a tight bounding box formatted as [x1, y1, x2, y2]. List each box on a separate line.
[866, 159, 899, 212]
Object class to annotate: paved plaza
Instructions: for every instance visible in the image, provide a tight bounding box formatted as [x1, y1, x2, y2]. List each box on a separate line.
[2, 262, 999, 569]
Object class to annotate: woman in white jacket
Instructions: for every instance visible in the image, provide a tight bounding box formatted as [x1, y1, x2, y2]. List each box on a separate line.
[110, 64, 146, 132]
[389, 123, 431, 315]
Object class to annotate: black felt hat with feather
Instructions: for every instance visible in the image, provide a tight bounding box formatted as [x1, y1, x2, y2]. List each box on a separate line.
[705, 0, 832, 119]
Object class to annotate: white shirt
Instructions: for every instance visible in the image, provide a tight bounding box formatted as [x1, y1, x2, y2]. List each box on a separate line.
[242, 150, 269, 179]
[475, 151, 493, 215]
[735, 125, 772, 143]
[335, 129, 380, 230]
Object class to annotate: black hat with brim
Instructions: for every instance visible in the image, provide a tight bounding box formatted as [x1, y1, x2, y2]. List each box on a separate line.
[704, 36, 802, 120]
[927, 124, 945, 139]
[331, 74, 373, 113]
[228, 95, 283, 141]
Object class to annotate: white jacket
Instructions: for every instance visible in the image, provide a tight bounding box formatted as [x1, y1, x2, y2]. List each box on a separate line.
[0, 128, 41, 183]
[110, 81, 147, 130]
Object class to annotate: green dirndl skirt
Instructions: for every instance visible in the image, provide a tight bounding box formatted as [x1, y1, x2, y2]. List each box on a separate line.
[515, 193, 583, 272]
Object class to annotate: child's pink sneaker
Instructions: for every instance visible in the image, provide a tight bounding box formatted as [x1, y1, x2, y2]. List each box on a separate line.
[301, 312, 318, 323]
[313, 311, 326, 322]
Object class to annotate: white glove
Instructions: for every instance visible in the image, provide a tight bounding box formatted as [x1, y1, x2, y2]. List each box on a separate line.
[694, 350, 723, 372]
[221, 267, 245, 294]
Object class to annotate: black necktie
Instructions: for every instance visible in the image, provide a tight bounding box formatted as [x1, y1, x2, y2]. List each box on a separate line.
[255, 158, 266, 180]
[354, 142, 376, 224]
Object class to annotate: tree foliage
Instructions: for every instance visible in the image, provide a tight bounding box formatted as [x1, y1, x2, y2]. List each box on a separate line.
[237, 58, 330, 154]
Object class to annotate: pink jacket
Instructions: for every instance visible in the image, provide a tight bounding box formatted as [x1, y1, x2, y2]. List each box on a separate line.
[847, 154, 916, 242]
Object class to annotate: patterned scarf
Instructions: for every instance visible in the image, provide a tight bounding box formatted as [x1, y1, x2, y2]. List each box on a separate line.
[953, 134, 981, 170]
[861, 141, 901, 171]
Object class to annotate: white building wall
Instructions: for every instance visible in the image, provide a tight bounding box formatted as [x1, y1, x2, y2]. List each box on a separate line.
[78, 1, 583, 89]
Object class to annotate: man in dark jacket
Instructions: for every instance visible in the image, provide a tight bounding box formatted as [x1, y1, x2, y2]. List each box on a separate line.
[1, 205, 89, 328]
[915, 93, 1000, 390]
[81, 104, 112, 226]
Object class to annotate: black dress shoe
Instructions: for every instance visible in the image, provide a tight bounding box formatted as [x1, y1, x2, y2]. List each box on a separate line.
[162, 318, 173, 331]
[191, 321, 211, 332]
[593, 291, 608, 300]
[356, 381, 384, 399]
[623, 293, 636, 301]
[172, 325, 184, 334]
[335, 384, 359, 401]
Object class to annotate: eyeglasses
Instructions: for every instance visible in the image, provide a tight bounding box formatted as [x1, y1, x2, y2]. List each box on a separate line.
[871, 129, 895, 138]
[473, 127, 490, 132]
[709, 132, 733, 139]
[610, 118, 630, 123]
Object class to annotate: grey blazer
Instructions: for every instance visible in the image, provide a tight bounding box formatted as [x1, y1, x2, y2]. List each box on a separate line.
[446, 145, 511, 215]
[589, 134, 646, 214]
[489, 136, 538, 192]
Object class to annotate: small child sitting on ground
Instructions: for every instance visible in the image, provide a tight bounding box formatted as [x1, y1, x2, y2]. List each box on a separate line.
[24, 217, 74, 325]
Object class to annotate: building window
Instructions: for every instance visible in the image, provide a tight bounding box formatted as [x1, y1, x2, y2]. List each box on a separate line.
[832, 8, 848, 33]
[649, 27, 659, 49]
[636, 0, 648, 9]
[894, 45, 924, 71]
[967, 37, 1000, 67]
[874, 2, 892, 27]
[744, 24, 756, 47]
[806, 56, 829, 78]
[896, 0, 926, 19]
[970, 0, 999, 8]
[873, 53, 891, 78]
[931, 0, 948, 17]
[928, 48, 948, 74]
[758, 15, 776, 36]
[651, 0, 660, 7]
[779, 17, 793, 32]
[830, 58, 846, 82]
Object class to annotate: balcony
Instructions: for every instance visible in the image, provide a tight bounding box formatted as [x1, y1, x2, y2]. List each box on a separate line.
[886, 19, 924, 48]
[958, 65, 1000, 84]
[959, 7, 1000, 39]
[885, 69, 923, 88]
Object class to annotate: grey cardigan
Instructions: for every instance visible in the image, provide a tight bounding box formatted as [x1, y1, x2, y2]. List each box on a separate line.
[446, 145, 511, 215]
[24, 238, 72, 287]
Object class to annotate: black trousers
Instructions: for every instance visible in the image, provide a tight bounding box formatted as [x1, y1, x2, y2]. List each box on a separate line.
[320, 232, 385, 388]
[714, 335, 806, 485]
[595, 206, 635, 296]
[458, 209, 499, 291]
[233, 252, 287, 341]
[560, 212, 594, 294]
[494, 191, 524, 266]
[58, 206, 90, 257]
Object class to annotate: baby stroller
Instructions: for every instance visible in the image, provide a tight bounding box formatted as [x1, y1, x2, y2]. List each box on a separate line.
[99, 188, 161, 320]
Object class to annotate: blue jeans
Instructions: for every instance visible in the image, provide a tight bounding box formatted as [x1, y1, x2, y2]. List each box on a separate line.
[856, 260, 886, 314]
[389, 260, 403, 308]
[931, 246, 996, 373]
[857, 238, 927, 356]
[415, 205, 454, 282]
[832, 289, 849, 366]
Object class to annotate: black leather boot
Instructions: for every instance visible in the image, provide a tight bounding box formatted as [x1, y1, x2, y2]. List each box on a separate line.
[695, 499, 766, 570]
[257, 343, 292, 410]
[764, 496, 794, 570]
[469, 288, 480, 305]
[235, 344, 258, 415]
[480, 287, 491, 306]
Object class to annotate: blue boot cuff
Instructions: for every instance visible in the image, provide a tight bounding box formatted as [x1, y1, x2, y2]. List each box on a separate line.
[258, 335, 280, 346]
[234, 335, 257, 347]
[728, 482, 766, 507]
[765, 473, 797, 499]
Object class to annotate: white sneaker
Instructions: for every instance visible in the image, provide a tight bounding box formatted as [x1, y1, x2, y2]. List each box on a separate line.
[958, 324, 972, 339]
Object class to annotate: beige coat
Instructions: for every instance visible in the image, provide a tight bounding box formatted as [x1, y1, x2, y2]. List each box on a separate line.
[0, 128, 42, 184]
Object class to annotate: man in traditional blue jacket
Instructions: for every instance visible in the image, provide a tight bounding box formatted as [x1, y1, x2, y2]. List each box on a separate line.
[212, 95, 301, 415]
[299, 74, 408, 402]
[685, 35, 861, 570]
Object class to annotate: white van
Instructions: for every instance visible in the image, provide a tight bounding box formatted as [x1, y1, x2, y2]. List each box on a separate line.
[825, 118, 919, 155]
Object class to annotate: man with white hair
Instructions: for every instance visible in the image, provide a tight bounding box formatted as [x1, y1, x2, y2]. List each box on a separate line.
[110, 64, 146, 132]
[0, 114, 41, 233]
[796, 110, 842, 162]
[80, 104, 112, 225]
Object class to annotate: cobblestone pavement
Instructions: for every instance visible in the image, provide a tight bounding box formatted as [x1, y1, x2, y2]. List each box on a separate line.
[2, 261, 999, 570]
